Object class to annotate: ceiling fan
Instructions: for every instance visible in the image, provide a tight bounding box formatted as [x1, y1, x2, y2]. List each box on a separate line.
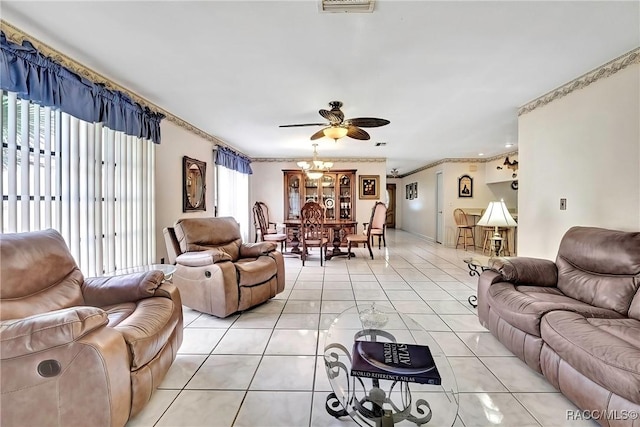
[279, 101, 390, 141]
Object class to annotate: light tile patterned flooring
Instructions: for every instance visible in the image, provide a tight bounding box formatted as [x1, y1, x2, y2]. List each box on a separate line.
[127, 229, 597, 427]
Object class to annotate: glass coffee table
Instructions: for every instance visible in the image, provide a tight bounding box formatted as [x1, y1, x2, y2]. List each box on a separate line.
[323, 304, 459, 426]
[106, 264, 177, 282]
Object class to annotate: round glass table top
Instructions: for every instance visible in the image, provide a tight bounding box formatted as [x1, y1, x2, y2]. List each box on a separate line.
[323, 304, 459, 426]
[106, 263, 176, 279]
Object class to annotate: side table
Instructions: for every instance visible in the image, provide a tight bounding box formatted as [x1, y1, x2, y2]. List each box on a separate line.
[463, 258, 490, 308]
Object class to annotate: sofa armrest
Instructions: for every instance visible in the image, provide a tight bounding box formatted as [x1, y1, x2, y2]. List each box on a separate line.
[176, 249, 233, 267]
[0, 306, 107, 359]
[82, 271, 165, 306]
[240, 242, 277, 258]
[489, 257, 558, 287]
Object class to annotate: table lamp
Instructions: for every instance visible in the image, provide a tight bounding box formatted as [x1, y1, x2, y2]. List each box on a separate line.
[476, 199, 517, 257]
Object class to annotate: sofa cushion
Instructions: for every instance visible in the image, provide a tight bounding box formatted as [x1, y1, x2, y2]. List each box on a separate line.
[176, 250, 233, 267]
[103, 303, 137, 327]
[112, 297, 180, 369]
[541, 310, 640, 405]
[487, 282, 623, 336]
[235, 257, 277, 288]
[556, 226, 640, 315]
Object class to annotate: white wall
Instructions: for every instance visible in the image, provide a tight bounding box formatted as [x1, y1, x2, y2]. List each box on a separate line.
[155, 120, 216, 263]
[250, 161, 387, 241]
[399, 160, 513, 245]
[518, 63, 640, 259]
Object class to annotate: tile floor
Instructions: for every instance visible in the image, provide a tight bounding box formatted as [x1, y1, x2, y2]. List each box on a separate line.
[127, 229, 597, 427]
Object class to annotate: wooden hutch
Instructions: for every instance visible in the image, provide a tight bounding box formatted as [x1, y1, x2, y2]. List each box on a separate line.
[283, 169, 358, 258]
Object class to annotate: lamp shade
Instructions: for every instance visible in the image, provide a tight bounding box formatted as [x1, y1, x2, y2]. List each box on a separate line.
[477, 200, 517, 227]
[323, 126, 348, 140]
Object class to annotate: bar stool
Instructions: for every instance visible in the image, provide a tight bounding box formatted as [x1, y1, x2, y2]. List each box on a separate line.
[453, 208, 475, 250]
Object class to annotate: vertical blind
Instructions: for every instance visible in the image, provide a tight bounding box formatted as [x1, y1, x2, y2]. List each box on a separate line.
[1, 90, 155, 276]
[216, 164, 250, 242]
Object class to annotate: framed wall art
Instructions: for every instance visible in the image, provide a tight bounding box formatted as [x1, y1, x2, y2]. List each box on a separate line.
[359, 175, 380, 199]
[458, 174, 473, 198]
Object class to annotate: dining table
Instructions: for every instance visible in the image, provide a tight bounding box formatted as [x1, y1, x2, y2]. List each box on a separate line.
[283, 219, 358, 260]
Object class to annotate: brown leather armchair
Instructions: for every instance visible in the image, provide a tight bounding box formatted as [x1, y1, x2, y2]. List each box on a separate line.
[0, 229, 183, 427]
[163, 217, 285, 318]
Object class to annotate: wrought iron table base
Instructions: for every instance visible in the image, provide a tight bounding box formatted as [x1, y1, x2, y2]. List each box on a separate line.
[464, 259, 489, 308]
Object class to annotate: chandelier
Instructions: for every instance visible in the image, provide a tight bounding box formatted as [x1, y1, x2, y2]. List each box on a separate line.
[297, 143, 333, 180]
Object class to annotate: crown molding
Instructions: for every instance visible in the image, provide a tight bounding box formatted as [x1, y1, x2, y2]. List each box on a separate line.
[400, 150, 518, 178]
[252, 157, 386, 163]
[518, 48, 639, 116]
[0, 20, 245, 154]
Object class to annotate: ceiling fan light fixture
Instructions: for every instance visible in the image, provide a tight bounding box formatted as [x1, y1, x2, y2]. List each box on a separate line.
[323, 126, 348, 141]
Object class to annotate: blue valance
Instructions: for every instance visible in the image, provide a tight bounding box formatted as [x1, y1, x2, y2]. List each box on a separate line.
[0, 32, 164, 144]
[215, 146, 253, 175]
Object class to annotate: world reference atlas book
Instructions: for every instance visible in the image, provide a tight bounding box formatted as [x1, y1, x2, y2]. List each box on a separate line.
[350, 341, 442, 385]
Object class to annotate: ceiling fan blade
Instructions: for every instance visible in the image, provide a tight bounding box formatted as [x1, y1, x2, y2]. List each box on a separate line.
[347, 125, 370, 140]
[347, 117, 390, 128]
[319, 109, 342, 124]
[279, 123, 328, 128]
[310, 128, 328, 140]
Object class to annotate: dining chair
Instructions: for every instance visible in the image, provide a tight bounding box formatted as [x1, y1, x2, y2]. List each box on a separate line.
[253, 201, 287, 251]
[345, 203, 376, 260]
[453, 208, 475, 250]
[367, 201, 387, 249]
[300, 201, 328, 266]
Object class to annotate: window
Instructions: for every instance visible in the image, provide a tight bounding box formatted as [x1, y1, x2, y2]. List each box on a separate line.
[216, 164, 249, 242]
[1, 91, 155, 276]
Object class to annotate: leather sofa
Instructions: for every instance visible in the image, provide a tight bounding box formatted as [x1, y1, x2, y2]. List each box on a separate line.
[163, 217, 285, 318]
[0, 229, 183, 427]
[478, 226, 640, 426]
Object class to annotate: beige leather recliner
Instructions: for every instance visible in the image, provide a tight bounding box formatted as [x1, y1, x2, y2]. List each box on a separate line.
[0, 229, 183, 427]
[163, 217, 285, 318]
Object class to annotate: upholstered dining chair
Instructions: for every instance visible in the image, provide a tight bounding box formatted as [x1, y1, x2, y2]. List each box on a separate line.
[453, 208, 475, 250]
[366, 201, 387, 249]
[300, 201, 329, 266]
[346, 202, 377, 260]
[253, 201, 287, 251]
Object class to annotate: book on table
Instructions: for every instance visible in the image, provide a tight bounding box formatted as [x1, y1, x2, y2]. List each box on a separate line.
[350, 341, 442, 385]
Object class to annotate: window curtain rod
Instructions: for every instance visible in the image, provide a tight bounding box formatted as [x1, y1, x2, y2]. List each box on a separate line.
[0, 31, 164, 144]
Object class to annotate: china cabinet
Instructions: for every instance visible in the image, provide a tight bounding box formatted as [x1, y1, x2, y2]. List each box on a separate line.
[283, 169, 358, 257]
[283, 169, 356, 221]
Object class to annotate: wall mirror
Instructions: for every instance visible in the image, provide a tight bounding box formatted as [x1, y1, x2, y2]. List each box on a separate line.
[183, 156, 206, 212]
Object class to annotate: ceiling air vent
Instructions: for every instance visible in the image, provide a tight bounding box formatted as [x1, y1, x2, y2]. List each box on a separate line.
[319, 0, 376, 13]
[375, 142, 386, 147]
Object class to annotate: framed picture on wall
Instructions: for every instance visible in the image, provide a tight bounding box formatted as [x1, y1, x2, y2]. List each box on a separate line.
[413, 182, 418, 199]
[359, 175, 380, 199]
[458, 174, 473, 198]
[406, 184, 410, 199]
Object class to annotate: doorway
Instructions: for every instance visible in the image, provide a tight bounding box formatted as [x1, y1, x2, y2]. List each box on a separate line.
[436, 172, 444, 244]
[386, 183, 396, 228]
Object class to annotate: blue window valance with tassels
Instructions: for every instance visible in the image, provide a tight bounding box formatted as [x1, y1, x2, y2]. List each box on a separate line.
[0, 31, 164, 144]
[215, 146, 253, 174]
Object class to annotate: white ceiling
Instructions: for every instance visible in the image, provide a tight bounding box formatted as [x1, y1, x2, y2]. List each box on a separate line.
[2, 1, 639, 174]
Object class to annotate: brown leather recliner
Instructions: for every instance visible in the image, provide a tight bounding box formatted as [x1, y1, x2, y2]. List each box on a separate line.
[163, 217, 285, 318]
[477, 226, 640, 426]
[0, 229, 183, 427]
